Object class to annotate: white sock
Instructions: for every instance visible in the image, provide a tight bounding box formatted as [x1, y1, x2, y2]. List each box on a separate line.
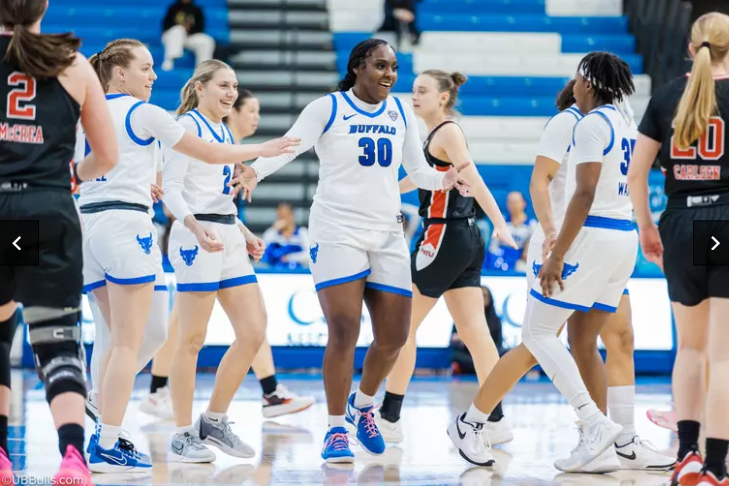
[176, 425, 194, 435]
[98, 423, 121, 449]
[328, 415, 346, 429]
[608, 385, 636, 444]
[521, 298, 600, 421]
[464, 403, 490, 424]
[570, 391, 601, 422]
[353, 389, 375, 409]
[204, 410, 226, 423]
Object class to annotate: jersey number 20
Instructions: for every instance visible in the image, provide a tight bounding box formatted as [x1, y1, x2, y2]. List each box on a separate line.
[671, 117, 725, 161]
[6, 72, 36, 120]
[358, 137, 392, 167]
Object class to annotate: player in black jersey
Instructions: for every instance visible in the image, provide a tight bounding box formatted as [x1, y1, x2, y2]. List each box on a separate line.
[0, 0, 117, 482]
[628, 11, 729, 486]
[377, 70, 516, 450]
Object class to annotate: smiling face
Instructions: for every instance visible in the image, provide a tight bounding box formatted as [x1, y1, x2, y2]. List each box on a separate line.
[117, 46, 156, 101]
[353, 44, 398, 103]
[196, 67, 239, 121]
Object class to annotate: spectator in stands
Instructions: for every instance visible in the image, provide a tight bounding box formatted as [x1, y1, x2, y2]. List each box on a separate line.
[486, 191, 536, 272]
[375, 0, 420, 51]
[262, 203, 310, 269]
[161, 0, 215, 71]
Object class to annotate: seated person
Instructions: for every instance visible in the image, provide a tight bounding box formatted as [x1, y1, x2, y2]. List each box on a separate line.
[161, 0, 216, 70]
[262, 203, 310, 269]
[486, 191, 535, 272]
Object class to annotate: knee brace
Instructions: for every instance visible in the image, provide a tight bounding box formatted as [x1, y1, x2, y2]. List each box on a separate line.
[25, 307, 87, 403]
[0, 311, 17, 388]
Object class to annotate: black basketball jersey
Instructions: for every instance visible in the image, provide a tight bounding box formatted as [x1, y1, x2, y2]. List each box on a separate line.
[417, 120, 475, 220]
[639, 75, 729, 198]
[0, 35, 80, 191]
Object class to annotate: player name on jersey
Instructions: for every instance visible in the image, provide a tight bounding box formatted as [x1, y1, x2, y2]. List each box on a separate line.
[673, 164, 721, 181]
[0, 122, 44, 144]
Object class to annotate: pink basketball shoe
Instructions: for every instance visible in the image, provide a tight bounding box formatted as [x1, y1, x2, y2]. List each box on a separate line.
[54, 445, 93, 486]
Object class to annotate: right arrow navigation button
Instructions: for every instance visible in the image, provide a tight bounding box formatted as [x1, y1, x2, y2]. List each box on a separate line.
[712, 236, 721, 251]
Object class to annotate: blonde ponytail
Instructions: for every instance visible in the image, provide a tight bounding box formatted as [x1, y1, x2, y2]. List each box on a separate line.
[674, 12, 729, 149]
[175, 59, 234, 116]
[176, 79, 198, 116]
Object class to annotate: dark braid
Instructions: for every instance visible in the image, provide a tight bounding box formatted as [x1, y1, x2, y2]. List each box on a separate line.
[577, 51, 635, 104]
[555, 79, 576, 111]
[337, 38, 391, 92]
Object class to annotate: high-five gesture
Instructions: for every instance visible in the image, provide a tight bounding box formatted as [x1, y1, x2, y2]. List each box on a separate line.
[229, 164, 259, 203]
[260, 136, 301, 158]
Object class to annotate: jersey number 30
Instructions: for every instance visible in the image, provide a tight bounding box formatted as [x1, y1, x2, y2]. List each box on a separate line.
[358, 137, 392, 167]
[6, 72, 36, 120]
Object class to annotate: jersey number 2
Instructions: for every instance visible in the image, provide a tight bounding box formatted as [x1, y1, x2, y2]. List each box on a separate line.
[620, 138, 636, 176]
[222, 166, 232, 195]
[671, 117, 725, 160]
[358, 137, 392, 167]
[6, 72, 36, 120]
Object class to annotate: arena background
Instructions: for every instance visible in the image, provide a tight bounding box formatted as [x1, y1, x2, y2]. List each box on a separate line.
[15, 0, 716, 376]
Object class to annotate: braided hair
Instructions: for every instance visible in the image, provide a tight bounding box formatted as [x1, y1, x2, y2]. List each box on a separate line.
[337, 38, 391, 92]
[577, 51, 635, 105]
[555, 79, 576, 111]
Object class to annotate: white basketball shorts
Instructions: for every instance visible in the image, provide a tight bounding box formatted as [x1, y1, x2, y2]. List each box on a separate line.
[307, 213, 412, 297]
[82, 209, 163, 292]
[528, 216, 637, 313]
[168, 220, 256, 292]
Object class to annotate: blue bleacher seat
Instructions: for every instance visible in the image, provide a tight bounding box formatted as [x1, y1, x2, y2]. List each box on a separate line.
[416, 15, 629, 34]
[419, 0, 546, 15]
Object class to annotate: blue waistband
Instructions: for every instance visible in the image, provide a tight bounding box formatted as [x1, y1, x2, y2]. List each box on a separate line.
[583, 215, 635, 231]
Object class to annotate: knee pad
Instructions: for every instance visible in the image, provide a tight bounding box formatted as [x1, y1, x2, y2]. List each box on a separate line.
[26, 310, 87, 403]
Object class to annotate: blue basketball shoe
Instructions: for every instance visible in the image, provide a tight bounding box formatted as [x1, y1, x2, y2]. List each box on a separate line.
[321, 427, 354, 463]
[345, 393, 385, 455]
[88, 438, 152, 473]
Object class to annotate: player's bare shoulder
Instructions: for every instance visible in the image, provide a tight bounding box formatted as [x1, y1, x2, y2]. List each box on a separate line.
[57, 52, 92, 106]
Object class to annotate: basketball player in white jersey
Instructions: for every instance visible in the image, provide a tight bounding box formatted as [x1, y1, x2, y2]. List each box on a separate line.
[450, 52, 639, 471]
[78, 39, 297, 473]
[163, 60, 271, 463]
[232, 39, 463, 463]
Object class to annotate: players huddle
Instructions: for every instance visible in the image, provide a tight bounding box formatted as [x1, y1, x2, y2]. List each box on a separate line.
[0, 0, 728, 483]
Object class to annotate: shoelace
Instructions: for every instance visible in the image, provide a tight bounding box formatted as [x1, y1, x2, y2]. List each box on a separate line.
[569, 422, 587, 454]
[217, 420, 243, 447]
[325, 432, 350, 452]
[181, 432, 206, 451]
[470, 422, 486, 453]
[117, 430, 144, 459]
[360, 408, 381, 439]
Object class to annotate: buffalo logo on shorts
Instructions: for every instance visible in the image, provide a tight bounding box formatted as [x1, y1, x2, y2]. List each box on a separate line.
[180, 245, 199, 266]
[310, 243, 320, 264]
[388, 110, 399, 121]
[136, 233, 154, 255]
[532, 261, 580, 280]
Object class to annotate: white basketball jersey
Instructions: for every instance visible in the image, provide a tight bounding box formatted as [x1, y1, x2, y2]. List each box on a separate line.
[311, 91, 409, 230]
[566, 104, 636, 220]
[166, 110, 237, 215]
[78, 94, 158, 207]
[549, 106, 582, 227]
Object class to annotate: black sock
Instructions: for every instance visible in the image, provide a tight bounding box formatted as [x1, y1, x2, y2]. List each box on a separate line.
[677, 420, 701, 460]
[259, 375, 278, 396]
[705, 438, 729, 478]
[488, 402, 504, 423]
[58, 423, 85, 461]
[380, 392, 405, 423]
[0, 415, 7, 457]
[150, 375, 168, 394]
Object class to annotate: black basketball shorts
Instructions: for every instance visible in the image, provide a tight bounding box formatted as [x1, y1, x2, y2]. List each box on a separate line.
[411, 218, 484, 299]
[659, 203, 729, 306]
[0, 190, 83, 309]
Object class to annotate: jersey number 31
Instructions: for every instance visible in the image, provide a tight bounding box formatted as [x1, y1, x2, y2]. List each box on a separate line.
[358, 137, 392, 167]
